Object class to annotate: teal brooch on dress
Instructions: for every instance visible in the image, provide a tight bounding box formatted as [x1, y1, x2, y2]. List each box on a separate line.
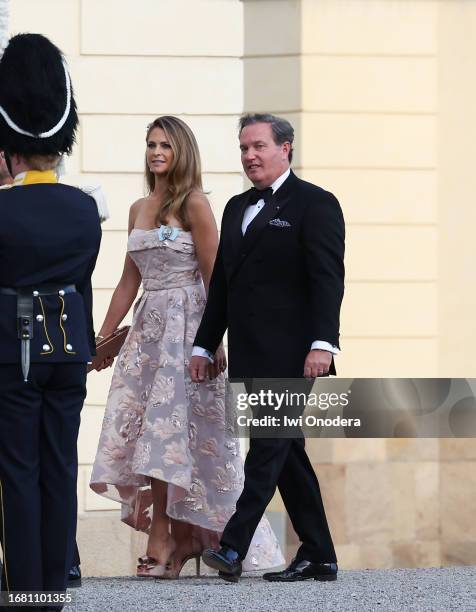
[157, 225, 179, 241]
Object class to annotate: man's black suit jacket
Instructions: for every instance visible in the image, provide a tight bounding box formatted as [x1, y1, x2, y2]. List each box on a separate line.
[194, 170, 345, 378]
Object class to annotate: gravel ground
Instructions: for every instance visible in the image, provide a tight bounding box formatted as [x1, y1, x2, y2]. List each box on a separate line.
[68, 566, 476, 612]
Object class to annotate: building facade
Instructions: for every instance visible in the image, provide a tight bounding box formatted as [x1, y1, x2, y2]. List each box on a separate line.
[7, 0, 476, 574]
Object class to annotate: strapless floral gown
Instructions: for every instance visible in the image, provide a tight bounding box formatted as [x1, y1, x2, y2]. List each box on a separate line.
[90, 227, 284, 570]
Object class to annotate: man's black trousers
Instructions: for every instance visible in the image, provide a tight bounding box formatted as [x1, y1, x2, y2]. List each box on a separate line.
[220, 433, 337, 563]
[0, 363, 86, 594]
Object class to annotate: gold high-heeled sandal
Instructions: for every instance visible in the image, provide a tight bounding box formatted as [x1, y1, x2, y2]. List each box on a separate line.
[162, 552, 201, 579]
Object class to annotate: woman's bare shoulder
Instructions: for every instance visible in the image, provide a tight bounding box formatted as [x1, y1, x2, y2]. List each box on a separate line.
[186, 190, 211, 214]
[129, 196, 151, 218]
[128, 197, 151, 229]
[186, 191, 216, 234]
[130, 196, 149, 212]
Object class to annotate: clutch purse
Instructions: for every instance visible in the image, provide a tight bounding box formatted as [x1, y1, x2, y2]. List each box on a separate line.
[87, 326, 130, 373]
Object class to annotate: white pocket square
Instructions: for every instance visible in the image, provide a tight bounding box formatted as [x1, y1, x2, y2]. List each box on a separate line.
[269, 218, 291, 228]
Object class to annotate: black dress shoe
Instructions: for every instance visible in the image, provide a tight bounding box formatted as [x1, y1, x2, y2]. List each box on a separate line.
[67, 564, 82, 588]
[263, 558, 338, 582]
[202, 546, 242, 582]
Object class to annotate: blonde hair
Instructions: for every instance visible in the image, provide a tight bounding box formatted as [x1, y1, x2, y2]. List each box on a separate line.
[145, 116, 203, 230]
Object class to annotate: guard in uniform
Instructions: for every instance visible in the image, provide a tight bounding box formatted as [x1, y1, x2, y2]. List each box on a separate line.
[0, 34, 101, 598]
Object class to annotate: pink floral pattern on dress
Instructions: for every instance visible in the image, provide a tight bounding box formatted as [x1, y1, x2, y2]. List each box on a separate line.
[90, 228, 284, 570]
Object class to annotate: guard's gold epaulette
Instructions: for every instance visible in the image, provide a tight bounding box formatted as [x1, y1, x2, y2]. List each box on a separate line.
[0, 184, 13, 190]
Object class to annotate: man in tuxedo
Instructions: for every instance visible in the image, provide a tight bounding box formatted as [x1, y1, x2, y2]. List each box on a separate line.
[189, 113, 345, 582]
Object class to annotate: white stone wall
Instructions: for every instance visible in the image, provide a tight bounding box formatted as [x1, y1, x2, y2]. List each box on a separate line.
[244, 0, 439, 378]
[301, 0, 439, 378]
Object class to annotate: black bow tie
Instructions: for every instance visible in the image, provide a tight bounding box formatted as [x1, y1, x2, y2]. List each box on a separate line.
[248, 187, 273, 207]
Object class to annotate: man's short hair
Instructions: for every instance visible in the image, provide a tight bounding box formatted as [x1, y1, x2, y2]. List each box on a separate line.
[239, 113, 294, 163]
[24, 154, 60, 171]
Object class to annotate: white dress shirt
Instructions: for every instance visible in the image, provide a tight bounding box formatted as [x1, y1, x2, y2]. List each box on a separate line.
[241, 168, 290, 234]
[192, 168, 339, 362]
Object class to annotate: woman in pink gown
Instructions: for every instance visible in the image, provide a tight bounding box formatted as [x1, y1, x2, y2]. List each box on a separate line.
[90, 116, 284, 578]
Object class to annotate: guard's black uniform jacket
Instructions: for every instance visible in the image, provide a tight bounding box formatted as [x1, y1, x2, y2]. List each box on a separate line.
[0, 173, 101, 596]
[0, 177, 100, 365]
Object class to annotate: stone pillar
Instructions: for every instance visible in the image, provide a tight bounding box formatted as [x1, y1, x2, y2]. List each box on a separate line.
[437, 0, 476, 564]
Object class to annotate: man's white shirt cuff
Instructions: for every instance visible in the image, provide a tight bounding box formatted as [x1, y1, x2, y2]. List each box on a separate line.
[192, 343, 337, 361]
[192, 346, 214, 363]
[311, 341, 340, 355]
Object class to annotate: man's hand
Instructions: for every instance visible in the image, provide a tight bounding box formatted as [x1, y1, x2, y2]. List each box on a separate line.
[189, 355, 211, 382]
[207, 344, 227, 380]
[303, 349, 332, 378]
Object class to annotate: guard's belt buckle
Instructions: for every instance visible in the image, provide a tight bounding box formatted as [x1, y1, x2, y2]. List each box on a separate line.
[16, 288, 34, 340]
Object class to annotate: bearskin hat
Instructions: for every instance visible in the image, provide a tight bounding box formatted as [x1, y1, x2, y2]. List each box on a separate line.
[0, 33, 78, 156]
